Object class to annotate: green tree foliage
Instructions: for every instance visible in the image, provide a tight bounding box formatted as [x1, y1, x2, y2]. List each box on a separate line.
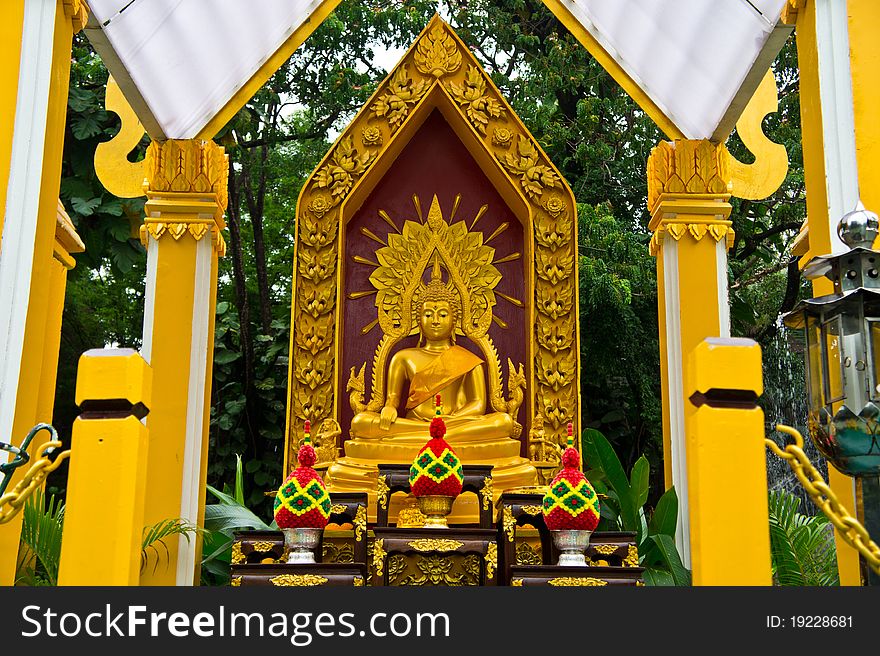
[768, 489, 838, 586]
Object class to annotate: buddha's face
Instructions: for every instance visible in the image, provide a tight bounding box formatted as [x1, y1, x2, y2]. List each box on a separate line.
[419, 300, 454, 342]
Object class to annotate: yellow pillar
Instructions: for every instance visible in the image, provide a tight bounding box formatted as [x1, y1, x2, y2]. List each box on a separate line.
[0, 0, 86, 586]
[0, 0, 25, 242]
[791, 0, 864, 586]
[138, 139, 226, 584]
[686, 338, 771, 585]
[58, 349, 152, 585]
[648, 139, 734, 568]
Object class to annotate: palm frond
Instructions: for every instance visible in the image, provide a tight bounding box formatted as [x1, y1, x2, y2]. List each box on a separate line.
[141, 518, 202, 574]
[768, 490, 838, 586]
[17, 489, 64, 586]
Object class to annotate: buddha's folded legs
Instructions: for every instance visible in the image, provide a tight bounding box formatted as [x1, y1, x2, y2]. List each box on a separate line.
[350, 411, 514, 442]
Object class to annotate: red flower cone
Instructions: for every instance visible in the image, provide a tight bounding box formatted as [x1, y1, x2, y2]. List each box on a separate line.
[543, 422, 600, 531]
[409, 395, 464, 498]
[274, 420, 331, 529]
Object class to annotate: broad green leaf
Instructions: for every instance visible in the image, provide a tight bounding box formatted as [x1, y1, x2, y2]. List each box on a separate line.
[630, 456, 649, 509]
[649, 534, 691, 586]
[70, 196, 101, 216]
[642, 567, 674, 587]
[203, 504, 271, 535]
[214, 349, 241, 364]
[71, 113, 102, 140]
[648, 486, 678, 538]
[581, 428, 636, 531]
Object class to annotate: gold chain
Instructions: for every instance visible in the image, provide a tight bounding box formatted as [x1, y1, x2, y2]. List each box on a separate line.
[0, 440, 70, 524]
[766, 424, 880, 574]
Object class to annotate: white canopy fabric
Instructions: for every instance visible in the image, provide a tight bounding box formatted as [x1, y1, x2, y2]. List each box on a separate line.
[548, 0, 792, 141]
[84, 0, 340, 140]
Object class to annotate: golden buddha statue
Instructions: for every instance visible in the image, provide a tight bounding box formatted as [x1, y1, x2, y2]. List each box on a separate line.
[350, 277, 515, 442]
[325, 196, 537, 521]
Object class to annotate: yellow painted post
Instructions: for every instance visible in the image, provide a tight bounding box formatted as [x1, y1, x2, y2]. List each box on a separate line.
[648, 139, 733, 568]
[0, 0, 85, 585]
[686, 338, 771, 585]
[58, 349, 151, 585]
[138, 139, 226, 584]
[791, 0, 863, 586]
[0, 0, 25, 242]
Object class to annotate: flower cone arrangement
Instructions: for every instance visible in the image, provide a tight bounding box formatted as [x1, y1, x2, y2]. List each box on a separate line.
[542, 423, 600, 531]
[273, 420, 331, 529]
[409, 395, 464, 498]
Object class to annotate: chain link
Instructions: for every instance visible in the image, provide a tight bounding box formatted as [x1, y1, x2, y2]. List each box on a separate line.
[766, 424, 880, 575]
[0, 439, 70, 524]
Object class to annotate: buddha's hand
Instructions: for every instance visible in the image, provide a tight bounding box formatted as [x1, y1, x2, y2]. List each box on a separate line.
[379, 405, 398, 430]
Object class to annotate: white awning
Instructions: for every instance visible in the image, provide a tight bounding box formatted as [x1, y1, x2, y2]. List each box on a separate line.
[545, 0, 792, 141]
[84, 0, 341, 140]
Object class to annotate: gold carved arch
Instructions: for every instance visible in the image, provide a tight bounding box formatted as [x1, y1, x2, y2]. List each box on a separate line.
[284, 16, 581, 473]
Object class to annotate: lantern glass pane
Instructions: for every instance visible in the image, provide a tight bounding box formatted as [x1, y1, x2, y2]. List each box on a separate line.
[805, 315, 824, 411]
[822, 315, 845, 405]
[869, 319, 880, 401]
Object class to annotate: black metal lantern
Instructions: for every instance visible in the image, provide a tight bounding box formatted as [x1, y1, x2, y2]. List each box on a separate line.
[782, 203, 880, 477]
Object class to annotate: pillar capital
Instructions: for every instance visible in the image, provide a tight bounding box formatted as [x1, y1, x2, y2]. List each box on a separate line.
[141, 139, 228, 256]
[647, 139, 734, 256]
[61, 0, 88, 33]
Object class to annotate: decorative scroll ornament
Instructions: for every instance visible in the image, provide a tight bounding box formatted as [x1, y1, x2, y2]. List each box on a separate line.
[407, 539, 464, 552]
[515, 541, 542, 565]
[269, 574, 328, 587]
[547, 577, 607, 587]
[370, 64, 429, 131]
[230, 576, 242, 587]
[503, 507, 516, 542]
[625, 544, 639, 567]
[592, 544, 618, 556]
[377, 475, 390, 510]
[414, 23, 462, 78]
[486, 541, 498, 580]
[315, 136, 376, 200]
[481, 477, 494, 511]
[231, 542, 245, 564]
[500, 136, 561, 200]
[446, 65, 506, 135]
[95, 76, 147, 199]
[373, 538, 386, 578]
[354, 505, 367, 542]
[353, 576, 365, 586]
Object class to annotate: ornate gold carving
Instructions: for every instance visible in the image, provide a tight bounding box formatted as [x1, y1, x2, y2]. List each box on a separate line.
[396, 554, 480, 586]
[492, 127, 514, 149]
[330, 504, 347, 515]
[500, 136, 560, 200]
[486, 541, 498, 580]
[592, 544, 618, 556]
[636, 580, 645, 586]
[231, 542, 245, 565]
[322, 541, 354, 564]
[520, 505, 543, 517]
[648, 222, 736, 257]
[370, 64, 429, 130]
[145, 140, 228, 209]
[647, 139, 730, 214]
[287, 16, 580, 468]
[481, 477, 494, 511]
[230, 576, 242, 587]
[407, 539, 464, 552]
[315, 136, 375, 200]
[269, 574, 329, 587]
[62, 0, 88, 32]
[361, 126, 383, 147]
[511, 578, 524, 586]
[503, 507, 516, 542]
[373, 538, 386, 579]
[625, 545, 639, 568]
[353, 576, 365, 587]
[377, 475, 390, 510]
[354, 505, 367, 542]
[447, 66, 506, 135]
[387, 554, 407, 585]
[515, 541, 542, 566]
[415, 23, 462, 78]
[547, 577, 607, 587]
